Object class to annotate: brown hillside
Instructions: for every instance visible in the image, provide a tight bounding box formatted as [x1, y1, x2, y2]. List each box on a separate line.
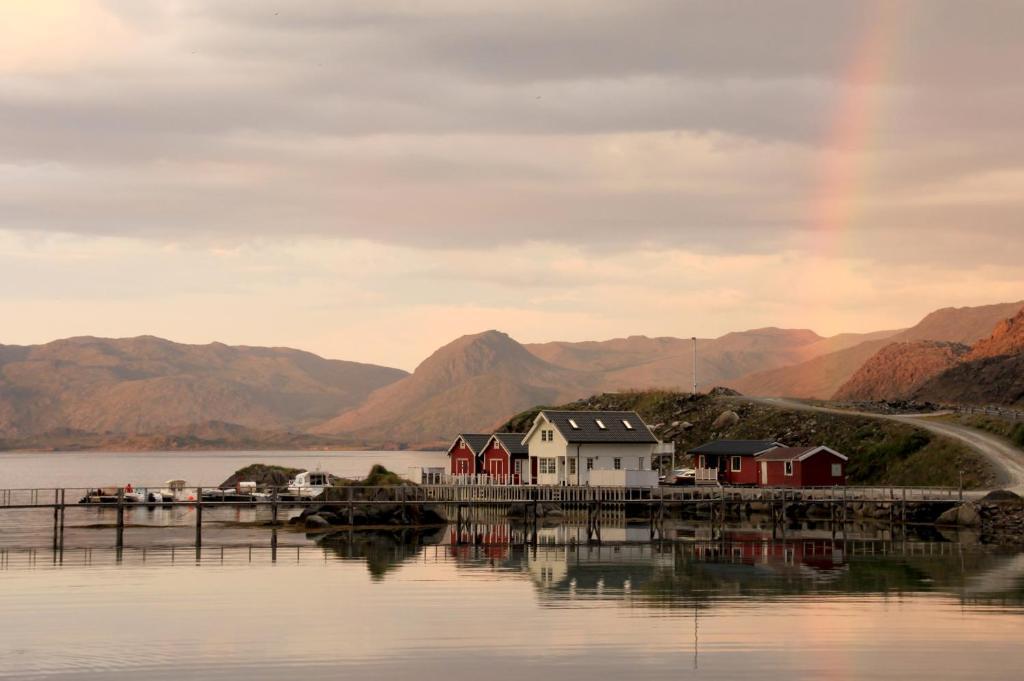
[0, 336, 407, 437]
[729, 301, 1024, 398]
[314, 330, 597, 447]
[524, 327, 898, 392]
[913, 308, 1024, 407]
[964, 308, 1024, 361]
[833, 341, 970, 401]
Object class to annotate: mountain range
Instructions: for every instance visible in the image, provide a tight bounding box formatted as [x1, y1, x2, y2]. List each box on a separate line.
[2, 299, 1022, 449]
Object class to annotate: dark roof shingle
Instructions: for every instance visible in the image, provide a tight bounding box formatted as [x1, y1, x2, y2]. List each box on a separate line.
[493, 433, 529, 456]
[541, 410, 657, 444]
[450, 433, 492, 455]
[753, 446, 816, 461]
[687, 440, 782, 456]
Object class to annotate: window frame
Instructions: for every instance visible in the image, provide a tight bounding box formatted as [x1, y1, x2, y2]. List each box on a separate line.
[730, 456, 742, 472]
[784, 461, 794, 476]
[595, 419, 607, 430]
[613, 457, 622, 470]
[831, 463, 842, 477]
[586, 457, 594, 471]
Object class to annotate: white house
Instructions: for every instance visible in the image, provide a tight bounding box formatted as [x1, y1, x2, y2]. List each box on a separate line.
[521, 410, 670, 487]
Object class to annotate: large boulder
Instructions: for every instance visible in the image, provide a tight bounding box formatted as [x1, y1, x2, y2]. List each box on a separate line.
[304, 514, 331, 530]
[937, 503, 981, 527]
[712, 410, 740, 430]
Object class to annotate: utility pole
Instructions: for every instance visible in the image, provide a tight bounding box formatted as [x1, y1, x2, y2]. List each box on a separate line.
[692, 336, 698, 395]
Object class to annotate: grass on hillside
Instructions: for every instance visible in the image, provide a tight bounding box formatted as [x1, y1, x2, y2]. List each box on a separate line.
[500, 389, 992, 488]
[937, 413, 1024, 448]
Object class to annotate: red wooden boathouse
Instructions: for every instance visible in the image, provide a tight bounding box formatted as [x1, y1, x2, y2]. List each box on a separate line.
[446, 433, 491, 476]
[756, 446, 848, 487]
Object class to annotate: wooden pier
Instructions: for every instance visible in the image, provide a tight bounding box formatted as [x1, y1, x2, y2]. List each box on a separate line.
[0, 482, 970, 556]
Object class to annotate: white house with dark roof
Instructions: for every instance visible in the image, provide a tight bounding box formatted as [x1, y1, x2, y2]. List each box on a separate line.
[521, 410, 670, 487]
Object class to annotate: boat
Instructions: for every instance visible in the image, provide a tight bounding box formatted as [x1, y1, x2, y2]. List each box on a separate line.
[286, 470, 335, 499]
[148, 479, 186, 504]
[79, 485, 145, 504]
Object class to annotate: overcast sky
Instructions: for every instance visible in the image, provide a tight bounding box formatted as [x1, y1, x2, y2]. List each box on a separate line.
[2, 1, 1023, 370]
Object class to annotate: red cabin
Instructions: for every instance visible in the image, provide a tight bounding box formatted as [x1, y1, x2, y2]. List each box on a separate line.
[688, 440, 783, 486]
[481, 433, 529, 484]
[446, 433, 491, 476]
[756, 446, 848, 487]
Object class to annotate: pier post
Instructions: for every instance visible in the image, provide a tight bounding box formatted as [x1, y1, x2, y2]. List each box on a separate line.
[52, 489, 60, 553]
[59, 489, 65, 560]
[115, 488, 125, 549]
[347, 486, 354, 526]
[195, 486, 203, 548]
[272, 488, 279, 526]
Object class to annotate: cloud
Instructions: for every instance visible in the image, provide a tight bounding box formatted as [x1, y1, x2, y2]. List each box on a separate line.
[1, 2, 1022, 362]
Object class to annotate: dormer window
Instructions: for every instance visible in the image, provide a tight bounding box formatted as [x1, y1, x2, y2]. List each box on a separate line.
[568, 419, 579, 429]
[595, 419, 606, 430]
[622, 419, 633, 430]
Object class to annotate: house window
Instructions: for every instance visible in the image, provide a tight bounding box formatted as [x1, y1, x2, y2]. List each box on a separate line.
[614, 458, 622, 470]
[459, 440, 466, 449]
[698, 455, 706, 468]
[586, 457, 594, 470]
[639, 457, 644, 470]
[568, 418, 579, 429]
[569, 458, 577, 475]
[622, 419, 633, 430]
[832, 463, 842, 477]
[596, 419, 607, 430]
[784, 461, 794, 476]
[515, 460, 524, 475]
[731, 456, 742, 472]
[539, 458, 557, 475]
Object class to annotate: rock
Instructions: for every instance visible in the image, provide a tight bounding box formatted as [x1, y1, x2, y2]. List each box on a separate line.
[712, 410, 740, 429]
[937, 503, 981, 527]
[957, 504, 981, 527]
[979, 489, 1023, 505]
[936, 506, 960, 525]
[304, 514, 330, 529]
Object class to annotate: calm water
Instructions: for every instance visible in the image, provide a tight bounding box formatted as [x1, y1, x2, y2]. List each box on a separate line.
[1, 452, 1023, 680]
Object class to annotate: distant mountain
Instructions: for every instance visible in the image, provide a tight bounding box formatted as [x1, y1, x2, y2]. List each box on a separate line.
[314, 330, 595, 447]
[912, 309, 1024, 407]
[0, 336, 407, 438]
[729, 301, 1024, 399]
[833, 341, 970, 402]
[524, 327, 898, 391]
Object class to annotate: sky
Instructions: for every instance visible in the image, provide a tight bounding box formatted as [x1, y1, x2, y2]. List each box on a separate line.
[2, 0, 1023, 370]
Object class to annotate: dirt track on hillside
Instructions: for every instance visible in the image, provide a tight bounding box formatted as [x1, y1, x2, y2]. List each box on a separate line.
[756, 398, 1024, 492]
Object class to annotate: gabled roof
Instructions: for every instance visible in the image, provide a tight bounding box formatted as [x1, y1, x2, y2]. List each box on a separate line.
[447, 433, 492, 456]
[687, 440, 783, 456]
[527, 410, 658, 444]
[489, 433, 529, 456]
[755, 445, 848, 462]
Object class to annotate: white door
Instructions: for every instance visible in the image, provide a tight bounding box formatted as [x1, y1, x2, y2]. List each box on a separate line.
[760, 461, 768, 485]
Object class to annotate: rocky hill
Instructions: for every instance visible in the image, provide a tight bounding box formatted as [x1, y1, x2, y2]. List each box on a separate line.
[0, 336, 407, 439]
[498, 390, 992, 488]
[525, 327, 898, 392]
[833, 341, 970, 401]
[834, 308, 1024, 407]
[729, 301, 1024, 399]
[912, 309, 1024, 407]
[313, 330, 597, 447]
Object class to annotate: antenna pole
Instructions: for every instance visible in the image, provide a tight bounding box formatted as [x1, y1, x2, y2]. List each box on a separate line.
[692, 336, 697, 394]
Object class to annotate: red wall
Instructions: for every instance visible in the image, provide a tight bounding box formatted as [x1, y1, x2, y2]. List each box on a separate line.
[799, 450, 846, 486]
[761, 451, 846, 487]
[720, 454, 760, 485]
[449, 442, 477, 475]
[483, 444, 510, 478]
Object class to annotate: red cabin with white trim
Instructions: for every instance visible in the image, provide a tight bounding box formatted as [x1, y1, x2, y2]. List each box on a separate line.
[756, 446, 848, 487]
[446, 434, 491, 476]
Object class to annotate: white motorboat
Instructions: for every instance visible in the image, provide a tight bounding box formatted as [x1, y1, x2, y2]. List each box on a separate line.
[148, 479, 186, 503]
[287, 470, 335, 499]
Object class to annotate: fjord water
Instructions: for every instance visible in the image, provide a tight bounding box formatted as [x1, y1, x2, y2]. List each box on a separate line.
[2, 452, 1023, 680]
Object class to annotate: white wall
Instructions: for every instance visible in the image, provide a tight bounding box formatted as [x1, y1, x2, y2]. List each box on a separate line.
[588, 469, 659, 488]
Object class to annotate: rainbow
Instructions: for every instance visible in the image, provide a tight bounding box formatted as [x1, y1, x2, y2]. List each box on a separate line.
[811, 1, 907, 254]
